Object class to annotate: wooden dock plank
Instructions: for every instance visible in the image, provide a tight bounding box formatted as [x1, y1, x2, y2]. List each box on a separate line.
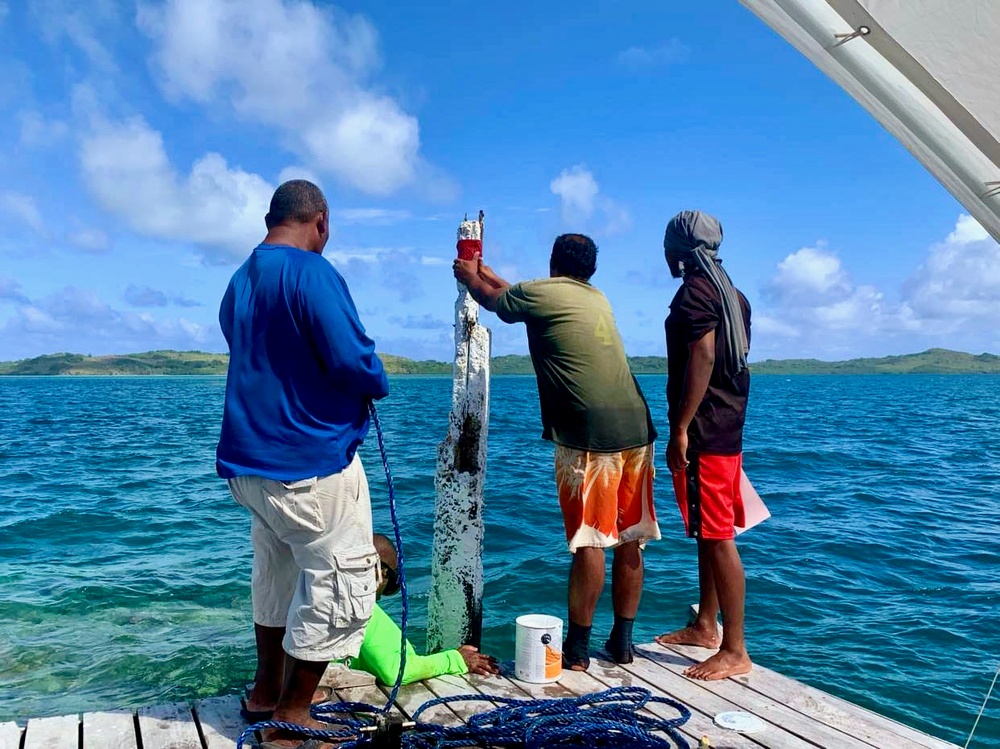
[593, 655, 785, 749]
[601, 651, 813, 749]
[136, 703, 202, 749]
[623, 646, 852, 749]
[318, 664, 376, 690]
[668, 642, 957, 749]
[559, 656, 720, 749]
[612, 651, 816, 749]
[333, 684, 405, 717]
[566, 655, 769, 749]
[379, 681, 463, 727]
[23, 714, 79, 749]
[492, 664, 576, 701]
[462, 671, 542, 702]
[194, 695, 244, 749]
[0, 722, 23, 749]
[8, 642, 958, 749]
[422, 674, 499, 723]
[637, 644, 884, 749]
[82, 710, 137, 749]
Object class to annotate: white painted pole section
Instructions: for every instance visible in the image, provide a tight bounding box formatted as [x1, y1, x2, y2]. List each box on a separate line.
[427, 218, 492, 652]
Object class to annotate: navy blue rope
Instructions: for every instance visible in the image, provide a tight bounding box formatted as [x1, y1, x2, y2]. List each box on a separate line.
[406, 687, 691, 748]
[236, 403, 692, 749]
[368, 400, 409, 710]
[239, 689, 691, 749]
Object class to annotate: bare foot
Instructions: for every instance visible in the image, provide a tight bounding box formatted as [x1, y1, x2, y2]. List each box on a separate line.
[248, 686, 333, 714]
[261, 712, 336, 748]
[245, 685, 279, 715]
[684, 649, 752, 681]
[311, 686, 334, 705]
[654, 625, 721, 649]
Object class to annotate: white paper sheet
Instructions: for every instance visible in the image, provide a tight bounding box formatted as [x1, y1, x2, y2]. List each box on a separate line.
[735, 470, 770, 535]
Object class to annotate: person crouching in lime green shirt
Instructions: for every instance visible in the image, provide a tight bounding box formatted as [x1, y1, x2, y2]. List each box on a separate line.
[349, 534, 498, 685]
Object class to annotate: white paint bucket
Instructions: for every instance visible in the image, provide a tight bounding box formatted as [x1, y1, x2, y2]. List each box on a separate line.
[514, 614, 562, 683]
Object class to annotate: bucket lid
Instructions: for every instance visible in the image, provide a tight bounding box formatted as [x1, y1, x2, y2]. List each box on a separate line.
[516, 614, 562, 629]
[713, 712, 766, 733]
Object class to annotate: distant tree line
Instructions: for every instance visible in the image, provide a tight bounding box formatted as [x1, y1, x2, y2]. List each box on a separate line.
[2, 348, 999, 376]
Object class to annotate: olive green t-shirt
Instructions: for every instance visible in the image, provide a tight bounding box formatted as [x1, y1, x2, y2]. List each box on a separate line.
[495, 277, 656, 452]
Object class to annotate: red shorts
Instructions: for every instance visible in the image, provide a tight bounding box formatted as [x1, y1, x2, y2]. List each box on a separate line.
[671, 453, 744, 541]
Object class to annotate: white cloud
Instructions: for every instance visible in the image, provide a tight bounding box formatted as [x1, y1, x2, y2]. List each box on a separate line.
[277, 166, 322, 187]
[551, 166, 599, 220]
[325, 245, 446, 268]
[752, 315, 802, 339]
[18, 111, 71, 148]
[124, 284, 169, 307]
[334, 208, 412, 224]
[68, 227, 110, 253]
[0, 286, 216, 360]
[138, 0, 422, 196]
[123, 284, 202, 308]
[903, 214, 1000, 323]
[761, 245, 896, 336]
[602, 201, 633, 236]
[0, 192, 45, 235]
[0, 277, 30, 305]
[322, 246, 448, 303]
[763, 245, 851, 306]
[388, 314, 450, 330]
[30, 0, 120, 71]
[755, 215, 1000, 358]
[79, 116, 272, 262]
[549, 164, 631, 237]
[419, 255, 449, 266]
[946, 213, 990, 245]
[0, 2, 9, 23]
[618, 39, 690, 68]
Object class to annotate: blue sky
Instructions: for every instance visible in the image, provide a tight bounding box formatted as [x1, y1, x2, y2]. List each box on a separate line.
[1, 0, 998, 363]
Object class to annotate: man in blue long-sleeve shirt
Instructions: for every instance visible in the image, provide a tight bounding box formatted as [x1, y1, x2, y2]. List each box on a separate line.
[217, 180, 388, 749]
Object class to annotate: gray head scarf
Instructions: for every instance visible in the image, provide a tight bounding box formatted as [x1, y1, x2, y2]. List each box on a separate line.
[664, 210, 748, 375]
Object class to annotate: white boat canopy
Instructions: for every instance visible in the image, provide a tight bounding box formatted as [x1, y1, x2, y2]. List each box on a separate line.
[740, 0, 1000, 241]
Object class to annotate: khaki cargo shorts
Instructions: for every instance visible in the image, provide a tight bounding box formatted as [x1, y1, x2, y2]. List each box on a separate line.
[228, 454, 377, 662]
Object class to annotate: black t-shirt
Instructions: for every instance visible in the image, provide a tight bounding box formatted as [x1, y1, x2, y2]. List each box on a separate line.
[665, 273, 751, 455]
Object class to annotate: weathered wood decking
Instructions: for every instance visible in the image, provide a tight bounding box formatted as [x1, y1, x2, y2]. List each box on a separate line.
[1, 641, 960, 749]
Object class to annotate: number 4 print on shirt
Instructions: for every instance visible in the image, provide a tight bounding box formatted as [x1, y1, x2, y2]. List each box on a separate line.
[594, 315, 614, 346]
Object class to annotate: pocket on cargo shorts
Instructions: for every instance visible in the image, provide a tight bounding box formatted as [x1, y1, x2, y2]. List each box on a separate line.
[267, 477, 324, 533]
[332, 545, 377, 628]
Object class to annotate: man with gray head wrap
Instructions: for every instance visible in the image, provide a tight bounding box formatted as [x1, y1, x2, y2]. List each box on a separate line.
[656, 210, 753, 681]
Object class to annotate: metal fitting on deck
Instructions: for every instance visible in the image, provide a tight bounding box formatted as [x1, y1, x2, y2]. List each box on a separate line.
[360, 713, 414, 748]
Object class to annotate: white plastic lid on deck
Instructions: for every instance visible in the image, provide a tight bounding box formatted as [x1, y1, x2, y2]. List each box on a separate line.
[714, 711, 767, 733]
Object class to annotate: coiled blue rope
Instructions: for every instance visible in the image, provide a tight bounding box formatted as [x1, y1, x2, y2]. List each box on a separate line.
[407, 687, 691, 748]
[236, 403, 692, 749]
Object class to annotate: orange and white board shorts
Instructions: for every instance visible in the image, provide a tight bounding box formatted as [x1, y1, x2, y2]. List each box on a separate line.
[554, 443, 660, 552]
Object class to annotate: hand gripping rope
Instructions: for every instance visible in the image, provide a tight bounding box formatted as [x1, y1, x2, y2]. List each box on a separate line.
[236, 403, 693, 749]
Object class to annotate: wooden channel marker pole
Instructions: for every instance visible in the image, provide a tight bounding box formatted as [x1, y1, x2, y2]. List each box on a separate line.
[427, 211, 491, 652]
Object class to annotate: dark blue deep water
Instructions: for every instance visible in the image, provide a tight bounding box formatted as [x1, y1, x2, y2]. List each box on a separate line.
[0, 375, 997, 745]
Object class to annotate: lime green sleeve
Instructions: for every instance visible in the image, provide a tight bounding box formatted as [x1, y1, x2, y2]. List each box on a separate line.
[350, 605, 469, 686]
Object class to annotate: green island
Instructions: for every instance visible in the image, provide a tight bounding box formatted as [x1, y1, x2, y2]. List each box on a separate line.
[1, 348, 999, 376]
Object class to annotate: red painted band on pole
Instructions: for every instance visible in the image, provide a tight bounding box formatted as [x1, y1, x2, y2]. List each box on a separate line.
[457, 239, 482, 261]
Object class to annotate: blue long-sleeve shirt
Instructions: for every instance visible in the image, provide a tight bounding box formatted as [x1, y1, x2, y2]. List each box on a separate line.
[216, 244, 389, 481]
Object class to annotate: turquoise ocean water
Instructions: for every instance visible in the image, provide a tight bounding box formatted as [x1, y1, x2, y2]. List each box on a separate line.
[0, 374, 997, 746]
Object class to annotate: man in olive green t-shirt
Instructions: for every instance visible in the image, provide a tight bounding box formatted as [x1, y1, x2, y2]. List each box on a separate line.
[453, 234, 660, 671]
